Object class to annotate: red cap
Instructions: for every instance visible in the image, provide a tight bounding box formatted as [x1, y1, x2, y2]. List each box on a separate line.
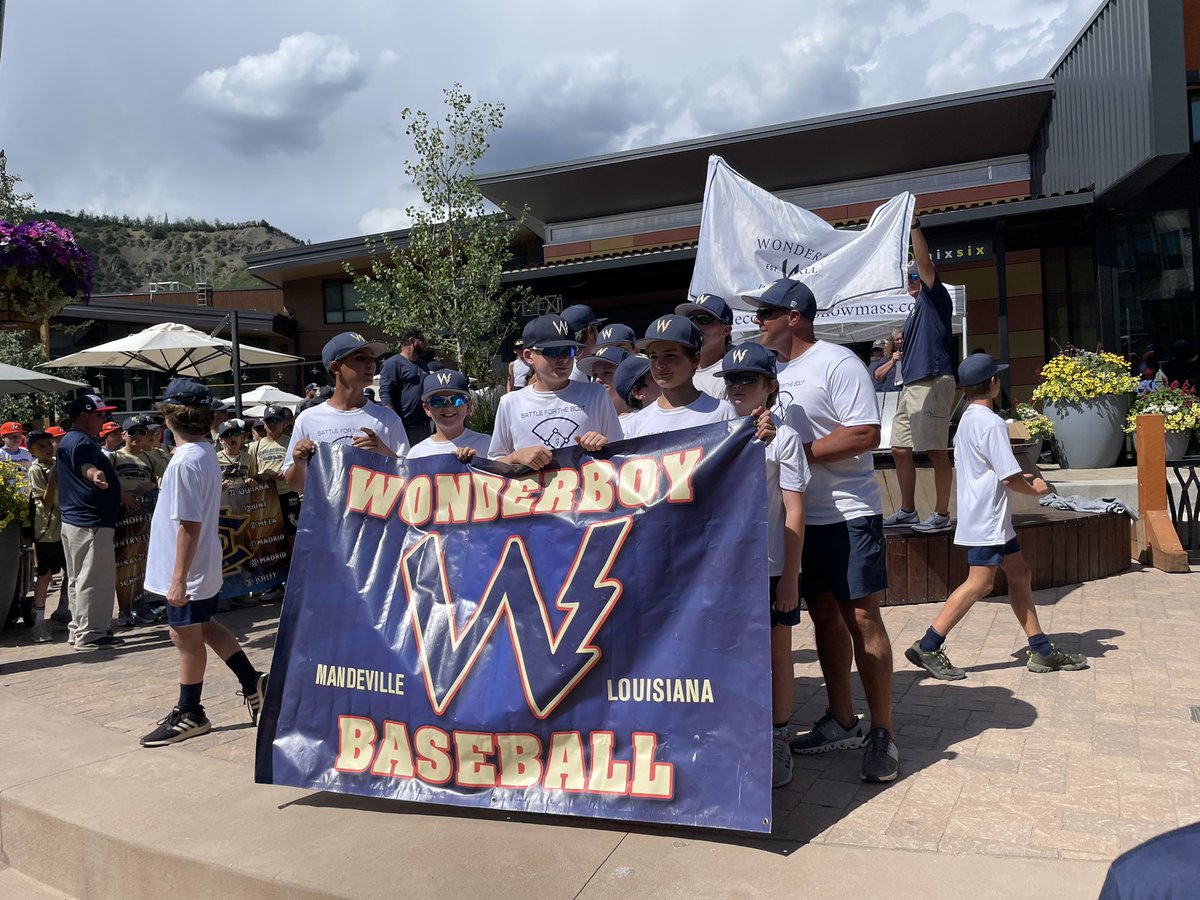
[99, 421, 123, 436]
[1, 421, 25, 437]
[44, 426, 66, 438]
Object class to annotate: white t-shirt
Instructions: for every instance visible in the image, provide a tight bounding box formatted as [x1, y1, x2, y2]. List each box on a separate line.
[622, 393, 735, 438]
[489, 381, 623, 456]
[281, 401, 408, 473]
[775, 340, 881, 525]
[953, 403, 1022, 547]
[406, 429, 492, 461]
[0, 446, 33, 467]
[145, 440, 223, 601]
[568, 365, 590, 384]
[765, 418, 810, 577]
[692, 361, 727, 401]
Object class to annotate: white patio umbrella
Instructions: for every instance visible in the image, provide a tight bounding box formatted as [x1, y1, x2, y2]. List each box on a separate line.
[221, 385, 304, 410]
[0, 362, 87, 396]
[40, 322, 300, 378]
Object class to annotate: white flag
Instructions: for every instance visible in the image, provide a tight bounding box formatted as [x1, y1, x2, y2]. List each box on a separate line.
[688, 155, 915, 311]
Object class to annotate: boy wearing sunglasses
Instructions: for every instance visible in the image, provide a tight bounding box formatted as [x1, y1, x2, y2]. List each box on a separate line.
[489, 315, 621, 470]
[716, 342, 809, 789]
[407, 370, 491, 461]
[216, 418, 257, 487]
[675, 293, 735, 400]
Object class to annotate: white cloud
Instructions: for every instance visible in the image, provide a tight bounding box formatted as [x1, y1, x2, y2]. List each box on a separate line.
[358, 206, 412, 234]
[187, 32, 369, 154]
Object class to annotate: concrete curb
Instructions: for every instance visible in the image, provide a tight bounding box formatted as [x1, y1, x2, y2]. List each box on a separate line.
[0, 689, 1111, 899]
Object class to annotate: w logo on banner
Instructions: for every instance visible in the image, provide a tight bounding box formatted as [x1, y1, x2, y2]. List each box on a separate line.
[400, 517, 633, 718]
[436, 371, 453, 385]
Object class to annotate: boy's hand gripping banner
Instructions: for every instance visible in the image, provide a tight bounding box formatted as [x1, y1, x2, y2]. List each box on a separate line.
[255, 420, 774, 832]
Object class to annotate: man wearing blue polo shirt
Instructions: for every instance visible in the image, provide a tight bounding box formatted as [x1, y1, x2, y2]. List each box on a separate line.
[58, 394, 124, 651]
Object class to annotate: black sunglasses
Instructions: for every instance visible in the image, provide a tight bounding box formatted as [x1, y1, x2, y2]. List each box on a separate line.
[125, 428, 148, 437]
[687, 313, 720, 326]
[722, 373, 763, 386]
[752, 306, 788, 322]
[534, 346, 577, 360]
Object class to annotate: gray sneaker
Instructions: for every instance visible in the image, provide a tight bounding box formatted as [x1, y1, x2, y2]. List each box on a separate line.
[911, 512, 952, 533]
[883, 508, 919, 527]
[905, 641, 966, 680]
[1027, 646, 1089, 673]
[29, 622, 53, 644]
[772, 734, 794, 788]
[790, 709, 865, 755]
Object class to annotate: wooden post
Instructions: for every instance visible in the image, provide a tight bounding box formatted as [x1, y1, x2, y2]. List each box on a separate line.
[1136, 413, 1189, 572]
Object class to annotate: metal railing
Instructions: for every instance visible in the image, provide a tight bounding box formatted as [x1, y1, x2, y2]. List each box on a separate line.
[1167, 459, 1200, 555]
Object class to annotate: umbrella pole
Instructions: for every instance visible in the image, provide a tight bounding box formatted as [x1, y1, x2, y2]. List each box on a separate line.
[231, 309, 243, 417]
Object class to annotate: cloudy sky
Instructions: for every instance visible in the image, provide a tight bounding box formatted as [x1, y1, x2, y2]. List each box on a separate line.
[1, 0, 1098, 243]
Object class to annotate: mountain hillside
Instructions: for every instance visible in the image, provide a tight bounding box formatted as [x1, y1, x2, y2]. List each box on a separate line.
[37, 211, 306, 294]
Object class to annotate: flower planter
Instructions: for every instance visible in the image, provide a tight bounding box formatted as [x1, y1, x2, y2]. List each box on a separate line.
[1132, 430, 1193, 461]
[1044, 395, 1130, 469]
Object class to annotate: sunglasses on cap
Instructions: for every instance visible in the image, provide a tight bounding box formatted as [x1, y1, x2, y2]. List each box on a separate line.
[426, 395, 467, 409]
[752, 307, 789, 322]
[533, 346, 577, 360]
[722, 373, 764, 386]
[686, 313, 720, 326]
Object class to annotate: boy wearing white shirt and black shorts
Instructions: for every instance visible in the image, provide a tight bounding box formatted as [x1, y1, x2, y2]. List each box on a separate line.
[141, 379, 268, 747]
[906, 354, 1088, 680]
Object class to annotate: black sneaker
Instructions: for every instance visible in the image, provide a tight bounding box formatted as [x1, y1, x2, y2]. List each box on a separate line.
[1027, 646, 1089, 673]
[905, 641, 967, 680]
[240, 673, 268, 726]
[861, 727, 899, 783]
[789, 709, 865, 755]
[140, 706, 212, 747]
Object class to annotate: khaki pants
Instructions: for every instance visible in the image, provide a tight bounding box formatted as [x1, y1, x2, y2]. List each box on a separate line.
[61, 523, 116, 646]
[891, 374, 956, 452]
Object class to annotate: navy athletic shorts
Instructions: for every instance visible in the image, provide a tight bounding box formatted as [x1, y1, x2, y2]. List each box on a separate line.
[148, 591, 221, 628]
[769, 575, 802, 627]
[801, 515, 888, 602]
[965, 537, 1021, 567]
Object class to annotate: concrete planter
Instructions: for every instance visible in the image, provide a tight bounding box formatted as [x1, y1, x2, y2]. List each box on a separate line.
[1132, 429, 1193, 461]
[1044, 395, 1130, 469]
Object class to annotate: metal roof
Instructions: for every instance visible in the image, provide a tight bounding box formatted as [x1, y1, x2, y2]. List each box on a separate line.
[477, 80, 1056, 224]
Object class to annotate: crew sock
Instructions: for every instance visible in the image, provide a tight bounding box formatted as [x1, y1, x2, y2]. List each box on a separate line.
[919, 626, 946, 653]
[224, 650, 260, 693]
[179, 682, 204, 712]
[1028, 632, 1053, 657]
[33, 606, 45, 625]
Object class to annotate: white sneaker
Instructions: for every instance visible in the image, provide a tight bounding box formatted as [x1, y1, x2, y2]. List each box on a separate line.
[772, 732, 794, 788]
[30, 622, 53, 643]
[911, 512, 952, 533]
[882, 508, 918, 527]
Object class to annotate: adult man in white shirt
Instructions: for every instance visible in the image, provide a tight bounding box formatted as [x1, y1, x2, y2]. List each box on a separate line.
[747, 277, 899, 784]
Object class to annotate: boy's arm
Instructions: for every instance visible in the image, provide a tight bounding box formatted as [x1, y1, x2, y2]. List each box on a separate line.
[168, 519, 202, 606]
[1002, 472, 1049, 496]
[775, 489, 805, 613]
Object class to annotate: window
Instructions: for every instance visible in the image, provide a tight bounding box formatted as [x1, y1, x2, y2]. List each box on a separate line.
[323, 281, 366, 324]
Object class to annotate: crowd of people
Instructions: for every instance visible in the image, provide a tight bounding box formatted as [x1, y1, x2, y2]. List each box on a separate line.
[2, 217, 1093, 784]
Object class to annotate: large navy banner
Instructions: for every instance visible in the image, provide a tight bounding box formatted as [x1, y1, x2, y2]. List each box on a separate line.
[255, 419, 773, 832]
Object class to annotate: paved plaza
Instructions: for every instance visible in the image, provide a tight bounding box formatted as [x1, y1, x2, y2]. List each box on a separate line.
[0, 563, 1197, 897]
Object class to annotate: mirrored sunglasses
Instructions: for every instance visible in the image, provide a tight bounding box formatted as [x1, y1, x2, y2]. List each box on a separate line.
[908, 272, 921, 281]
[534, 346, 577, 360]
[722, 373, 763, 386]
[687, 313, 719, 326]
[427, 394, 468, 409]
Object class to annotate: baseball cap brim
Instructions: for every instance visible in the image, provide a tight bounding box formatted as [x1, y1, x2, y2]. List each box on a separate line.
[420, 387, 470, 400]
[528, 338, 580, 350]
[674, 301, 732, 323]
[961, 362, 1008, 386]
[576, 355, 623, 377]
[634, 336, 697, 351]
[334, 340, 390, 362]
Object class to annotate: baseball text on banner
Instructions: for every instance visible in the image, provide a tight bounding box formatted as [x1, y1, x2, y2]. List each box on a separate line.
[114, 503, 153, 611]
[255, 421, 775, 832]
[689, 155, 915, 311]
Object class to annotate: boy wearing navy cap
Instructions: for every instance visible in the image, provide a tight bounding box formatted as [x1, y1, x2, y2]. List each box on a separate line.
[407, 370, 491, 461]
[906, 354, 1088, 680]
[675, 293, 735, 400]
[140, 378, 268, 746]
[595, 323, 637, 355]
[283, 332, 407, 493]
[577, 344, 633, 418]
[716, 342, 810, 788]
[612, 355, 659, 425]
[561, 304, 606, 384]
[489, 315, 621, 469]
[216, 418, 257, 486]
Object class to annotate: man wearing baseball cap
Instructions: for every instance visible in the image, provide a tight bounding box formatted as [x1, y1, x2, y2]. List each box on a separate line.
[58, 393, 123, 650]
[378, 327, 430, 447]
[561, 304, 606, 384]
[747, 277, 899, 783]
[675, 293, 735, 400]
[283, 331, 407, 494]
[869, 338, 900, 393]
[1, 421, 33, 466]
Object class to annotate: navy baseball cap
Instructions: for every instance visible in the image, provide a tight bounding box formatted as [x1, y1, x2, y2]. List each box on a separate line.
[740, 278, 817, 320]
[715, 342, 778, 377]
[26, 430, 52, 446]
[577, 344, 630, 377]
[120, 416, 146, 431]
[67, 393, 118, 417]
[595, 323, 637, 348]
[420, 369, 470, 399]
[522, 315, 580, 350]
[261, 404, 287, 422]
[321, 332, 389, 371]
[636, 314, 702, 351]
[161, 378, 213, 408]
[305, 382, 320, 392]
[613, 356, 652, 405]
[218, 418, 248, 436]
[957, 352, 1008, 387]
[675, 293, 734, 326]
[561, 304, 607, 332]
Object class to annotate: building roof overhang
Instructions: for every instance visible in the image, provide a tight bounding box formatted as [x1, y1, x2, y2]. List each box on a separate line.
[478, 80, 1056, 225]
[56, 299, 295, 337]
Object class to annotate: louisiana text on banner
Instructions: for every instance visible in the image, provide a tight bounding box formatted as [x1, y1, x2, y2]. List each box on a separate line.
[689, 155, 915, 311]
[255, 420, 773, 832]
